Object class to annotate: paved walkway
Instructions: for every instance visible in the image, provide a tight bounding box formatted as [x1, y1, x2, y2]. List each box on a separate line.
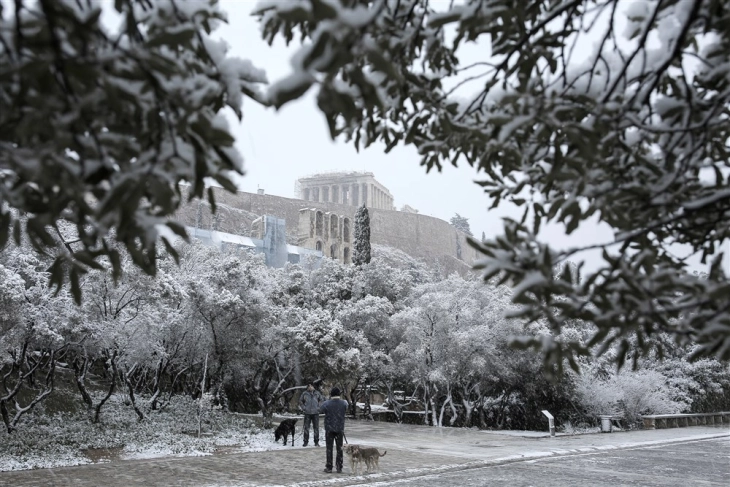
[0, 421, 727, 487]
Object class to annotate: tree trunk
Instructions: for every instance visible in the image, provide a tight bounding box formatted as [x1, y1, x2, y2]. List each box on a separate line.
[1, 344, 58, 433]
[346, 380, 360, 419]
[198, 354, 208, 437]
[448, 393, 458, 426]
[478, 403, 487, 429]
[463, 399, 473, 427]
[93, 351, 118, 424]
[123, 364, 145, 422]
[386, 388, 404, 423]
[364, 381, 373, 421]
[430, 395, 438, 427]
[158, 366, 188, 411]
[422, 384, 430, 425]
[257, 397, 273, 428]
[149, 359, 165, 410]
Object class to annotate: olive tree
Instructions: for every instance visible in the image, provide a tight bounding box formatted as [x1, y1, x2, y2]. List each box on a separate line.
[255, 0, 730, 366]
[0, 0, 266, 301]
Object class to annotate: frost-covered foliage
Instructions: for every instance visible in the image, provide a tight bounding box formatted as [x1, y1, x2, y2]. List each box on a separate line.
[576, 368, 691, 424]
[0, 394, 271, 471]
[255, 0, 730, 365]
[353, 204, 371, 266]
[0, 0, 267, 300]
[2, 235, 730, 466]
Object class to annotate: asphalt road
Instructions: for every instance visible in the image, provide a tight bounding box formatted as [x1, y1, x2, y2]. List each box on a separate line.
[364, 437, 730, 487]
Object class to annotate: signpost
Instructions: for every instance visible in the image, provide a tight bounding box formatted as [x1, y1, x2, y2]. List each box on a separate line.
[541, 410, 555, 437]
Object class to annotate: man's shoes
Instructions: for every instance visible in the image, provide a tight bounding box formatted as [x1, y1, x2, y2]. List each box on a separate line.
[303, 443, 308, 447]
[322, 468, 332, 473]
[336, 469, 342, 473]
[314, 443, 320, 447]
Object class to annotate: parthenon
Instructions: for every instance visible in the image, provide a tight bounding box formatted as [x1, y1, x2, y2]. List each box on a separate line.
[296, 171, 395, 211]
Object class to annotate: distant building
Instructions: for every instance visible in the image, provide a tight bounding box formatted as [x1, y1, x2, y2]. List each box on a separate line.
[175, 172, 478, 275]
[187, 215, 322, 267]
[296, 172, 395, 211]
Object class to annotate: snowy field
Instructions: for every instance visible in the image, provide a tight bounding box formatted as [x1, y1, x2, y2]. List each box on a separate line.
[0, 394, 300, 472]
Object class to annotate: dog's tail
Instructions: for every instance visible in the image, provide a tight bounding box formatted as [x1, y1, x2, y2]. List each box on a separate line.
[380, 450, 387, 457]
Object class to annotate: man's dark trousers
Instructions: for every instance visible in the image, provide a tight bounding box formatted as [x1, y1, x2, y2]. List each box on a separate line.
[325, 431, 344, 472]
[303, 413, 320, 446]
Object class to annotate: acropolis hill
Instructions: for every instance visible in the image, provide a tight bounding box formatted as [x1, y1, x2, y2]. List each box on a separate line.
[175, 172, 477, 275]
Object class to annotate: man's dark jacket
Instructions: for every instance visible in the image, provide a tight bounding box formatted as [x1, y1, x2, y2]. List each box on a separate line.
[319, 397, 348, 432]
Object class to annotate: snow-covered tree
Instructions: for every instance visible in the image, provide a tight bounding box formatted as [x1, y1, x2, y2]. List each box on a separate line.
[449, 214, 472, 236]
[0, 247, 80, 431]
[575, 368, 691, 424]
[256, 0, 730, 364]
[353, 204, 371, 266]
[0, 0, 266, 299]
[391, 276, 511, 426]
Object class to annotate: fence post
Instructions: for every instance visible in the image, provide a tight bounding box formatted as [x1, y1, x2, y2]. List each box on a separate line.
[541, 410, 555, 437]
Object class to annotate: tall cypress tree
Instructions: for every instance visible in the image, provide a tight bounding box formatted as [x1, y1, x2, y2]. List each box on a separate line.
[353, 205, 371, 266]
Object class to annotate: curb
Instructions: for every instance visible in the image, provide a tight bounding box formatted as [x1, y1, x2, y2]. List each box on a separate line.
[284, 431, 730, 487]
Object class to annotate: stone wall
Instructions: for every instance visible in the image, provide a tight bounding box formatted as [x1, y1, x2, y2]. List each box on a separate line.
[174, 187, 479, 275]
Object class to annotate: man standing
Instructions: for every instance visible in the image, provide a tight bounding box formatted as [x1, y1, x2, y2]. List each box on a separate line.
[319, 387, 348, 473]
[298, 381, 324, 447]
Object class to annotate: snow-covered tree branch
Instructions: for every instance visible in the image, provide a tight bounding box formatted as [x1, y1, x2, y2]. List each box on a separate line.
[255, 0, 730, 364]
[0, 0, 267, 301]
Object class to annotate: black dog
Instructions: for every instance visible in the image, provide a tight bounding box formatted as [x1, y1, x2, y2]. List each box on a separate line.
[274, 418, 297, 446]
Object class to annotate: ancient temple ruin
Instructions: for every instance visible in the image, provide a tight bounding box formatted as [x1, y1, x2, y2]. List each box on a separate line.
[175, 172, 477, 274]
[296, 172, 395, 211]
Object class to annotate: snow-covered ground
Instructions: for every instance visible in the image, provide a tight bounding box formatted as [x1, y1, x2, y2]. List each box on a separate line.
[0, 393, 606, 473]
[0, 394, 301, 472]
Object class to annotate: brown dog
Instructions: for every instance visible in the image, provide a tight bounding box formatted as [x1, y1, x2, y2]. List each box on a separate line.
[358, 446, 386, 473]
[342, 444, 386, 474]
[343, 443, 365, 475]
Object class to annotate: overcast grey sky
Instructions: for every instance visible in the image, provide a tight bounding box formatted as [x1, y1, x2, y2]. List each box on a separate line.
[212, 0, 621, 267]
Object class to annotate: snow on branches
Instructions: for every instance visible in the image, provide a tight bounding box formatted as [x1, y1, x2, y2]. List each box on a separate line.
[255, 0, 730, 365]
[0, 0, 267, 301]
